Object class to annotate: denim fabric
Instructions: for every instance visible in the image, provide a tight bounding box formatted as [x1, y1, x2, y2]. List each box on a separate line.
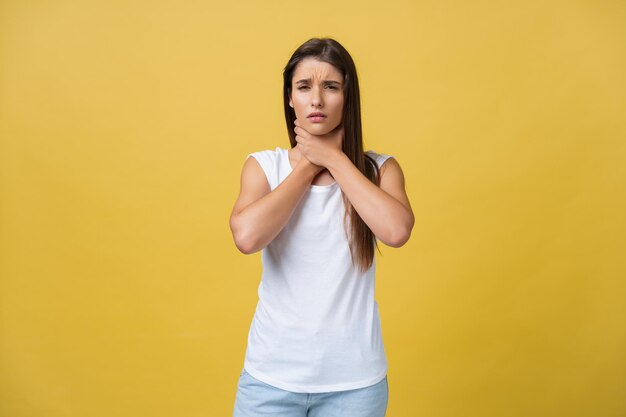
[233, 368, 388, 417]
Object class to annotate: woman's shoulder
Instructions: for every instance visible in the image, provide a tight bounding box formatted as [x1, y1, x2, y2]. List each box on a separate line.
[247, 146, 286, 158]
[245, 147, 290, 180]
[246, 146, 290, 166]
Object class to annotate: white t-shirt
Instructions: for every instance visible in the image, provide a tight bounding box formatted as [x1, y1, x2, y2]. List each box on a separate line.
[242, 146, 393, 393]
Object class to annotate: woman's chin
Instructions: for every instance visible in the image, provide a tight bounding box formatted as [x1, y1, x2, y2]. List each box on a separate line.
[305, 122, 338, 136]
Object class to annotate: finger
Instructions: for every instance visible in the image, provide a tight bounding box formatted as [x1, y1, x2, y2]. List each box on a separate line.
[294, 126, 307, 137]
[296, 124, 311, 136]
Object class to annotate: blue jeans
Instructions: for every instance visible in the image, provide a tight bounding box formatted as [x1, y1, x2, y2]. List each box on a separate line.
[233, 368, 388, 417]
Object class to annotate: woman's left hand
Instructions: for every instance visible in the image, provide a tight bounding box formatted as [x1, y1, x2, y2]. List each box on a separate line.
[294, 118, 344, 168]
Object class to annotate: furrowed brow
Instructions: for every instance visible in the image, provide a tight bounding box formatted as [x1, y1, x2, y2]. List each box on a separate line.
[295, 78, 342, 85]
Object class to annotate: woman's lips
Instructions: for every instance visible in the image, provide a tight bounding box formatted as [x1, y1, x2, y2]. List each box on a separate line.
[308, 116, 327, 122]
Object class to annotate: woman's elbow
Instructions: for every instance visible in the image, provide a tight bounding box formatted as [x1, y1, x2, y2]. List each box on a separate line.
[386, 227, 412, 248]
[230, 216, 260, 254]
[233, 235, 257, 254]
[385, 216, 414, 248]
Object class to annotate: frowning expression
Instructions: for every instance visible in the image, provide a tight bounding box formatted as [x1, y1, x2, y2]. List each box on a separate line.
[289, 58, 344, 135]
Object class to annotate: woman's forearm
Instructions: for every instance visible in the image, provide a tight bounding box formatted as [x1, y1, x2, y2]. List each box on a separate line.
[231, 160, 320, 254]
[326, 152, 414, 247]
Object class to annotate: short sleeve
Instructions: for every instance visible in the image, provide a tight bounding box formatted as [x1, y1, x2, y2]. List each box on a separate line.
[246, 150, 277, 190]
[365, 150, 393, 169]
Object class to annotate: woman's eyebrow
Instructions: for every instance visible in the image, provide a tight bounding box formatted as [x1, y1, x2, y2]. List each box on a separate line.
[295, 78, 342, 85]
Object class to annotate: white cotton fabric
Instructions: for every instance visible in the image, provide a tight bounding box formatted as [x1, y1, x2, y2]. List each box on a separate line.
[241, 146, 393, 393]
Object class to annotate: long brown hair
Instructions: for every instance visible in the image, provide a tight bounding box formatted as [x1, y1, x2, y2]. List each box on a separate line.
[283, 37, 381, 273]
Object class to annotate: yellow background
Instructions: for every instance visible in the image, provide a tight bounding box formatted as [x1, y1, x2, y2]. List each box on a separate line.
[1, 0, 625, 416]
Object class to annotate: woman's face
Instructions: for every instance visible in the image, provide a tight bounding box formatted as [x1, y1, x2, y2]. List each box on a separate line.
[289, 57, 344, 136]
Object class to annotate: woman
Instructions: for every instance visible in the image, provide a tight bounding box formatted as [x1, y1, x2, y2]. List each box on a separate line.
[229, 37, 414, 417]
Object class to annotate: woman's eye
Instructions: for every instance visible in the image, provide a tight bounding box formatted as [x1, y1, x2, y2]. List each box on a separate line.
[297, 85, 338, 90]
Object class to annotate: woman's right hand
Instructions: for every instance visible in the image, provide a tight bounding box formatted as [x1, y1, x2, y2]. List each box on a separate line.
[296, 143, 325, 176]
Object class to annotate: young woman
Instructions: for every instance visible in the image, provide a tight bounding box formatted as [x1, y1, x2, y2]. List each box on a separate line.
[229, 37, 414, 417]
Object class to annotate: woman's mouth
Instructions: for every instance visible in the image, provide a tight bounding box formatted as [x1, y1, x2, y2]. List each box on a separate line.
[307, 112, 327, 123]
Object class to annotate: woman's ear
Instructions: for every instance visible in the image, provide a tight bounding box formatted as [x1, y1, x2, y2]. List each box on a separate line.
[289, 96, 293, 108]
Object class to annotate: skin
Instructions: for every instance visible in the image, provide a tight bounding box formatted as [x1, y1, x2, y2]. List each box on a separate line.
[229, 58, 414, 253]
[288, 57, 345, 185]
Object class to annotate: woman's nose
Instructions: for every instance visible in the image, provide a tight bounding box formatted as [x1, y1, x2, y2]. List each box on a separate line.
[311, 87, 323, 107]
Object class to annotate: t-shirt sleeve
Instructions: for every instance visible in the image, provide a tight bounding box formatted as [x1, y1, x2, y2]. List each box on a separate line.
[246, 150, 277, 189]
[366, 150, 394, 169]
